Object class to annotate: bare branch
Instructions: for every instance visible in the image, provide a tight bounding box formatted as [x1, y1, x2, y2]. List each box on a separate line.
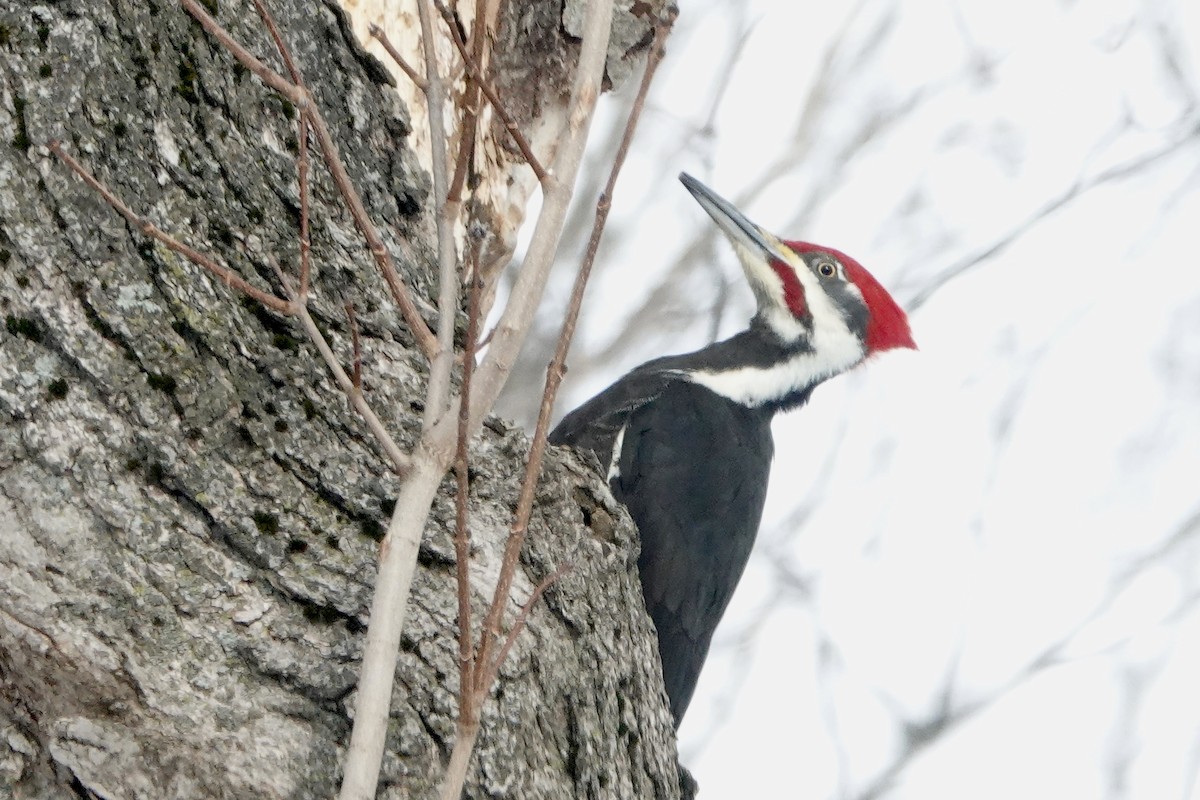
[250, 0, 302, 84]
[447, 103, 479, 212]
[339, 455, 446, 800]
[438, 562, 572, 800]
[301, 80, 441, 362]
[253, 0, 312, 302]
[367, 23, 427, 91]
[453, 244, 485, 714]
[269, 260, 411, 476]
[437, 708, 482, 800]
[48, 141, 292, 314]
[457, 0, 617, 437]
[51, 139, 413, 476]
[438, 252, 485, 800]
[487, 561, 573, 680]
[417, 0, 462, 432]
[905, 123, 1200, 312]
[180, 0, 440, 361]
[475, 4, 674, 700]
[337, 1, 471, 794]
[179, 0, 301, 104]
[435, 0, 547, 183]
[445, 0, 488, 205]
[291, 303, 411, 473]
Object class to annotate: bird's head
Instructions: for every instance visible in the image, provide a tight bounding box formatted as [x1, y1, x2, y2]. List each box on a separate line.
[680, 173, 915, 360]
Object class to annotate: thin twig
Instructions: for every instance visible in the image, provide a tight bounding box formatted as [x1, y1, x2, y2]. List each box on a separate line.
[905, 124, 1200, 312]
[0, 604, 65, 656]
[474, 9, 674, 670]
[300, 89, 441, 364]
[253, 0, 313, 301]
[447, 101, 478, 209]
[437, 560, 570, 800]
[452, 241, 485, 717]
[367, 23, 427, 91]
[468, 0, 490, 85]
[416, 0, 462, 433]
[50, 138, 413, 475]
[434, 0, 547, 183]
[456, 0, 616, 436]
[251, 0, 302, 84]
[316, 98, 441, 361]
[179, 0, 440, 361]
[270, 260, 412, 477]
[180, 0, 302, 104]
[215, 0, 411, 472]
[290, 301, 411, 474]
[486, 562, 573, 680]
[49, 141, 292, 314]
[446, 0, 488, 205]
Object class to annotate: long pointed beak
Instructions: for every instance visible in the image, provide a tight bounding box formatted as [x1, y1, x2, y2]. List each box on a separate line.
[679, 173, 783, 260]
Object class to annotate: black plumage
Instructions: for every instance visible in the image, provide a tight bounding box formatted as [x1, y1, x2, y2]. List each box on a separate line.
[550, 326, 815, 724]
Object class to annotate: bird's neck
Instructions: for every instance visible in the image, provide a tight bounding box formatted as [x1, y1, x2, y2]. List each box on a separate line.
[654, 316, 865, 411]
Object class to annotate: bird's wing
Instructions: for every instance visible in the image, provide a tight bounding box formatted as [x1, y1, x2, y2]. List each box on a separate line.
[613, 381, 773, 722]
[548, 367, 680, 473]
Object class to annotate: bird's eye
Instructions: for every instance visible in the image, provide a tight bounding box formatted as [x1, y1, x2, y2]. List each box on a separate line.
[817, 261, 836, 278]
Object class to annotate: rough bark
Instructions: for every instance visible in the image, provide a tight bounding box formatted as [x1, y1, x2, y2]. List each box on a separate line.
[0, 0, 681, 797]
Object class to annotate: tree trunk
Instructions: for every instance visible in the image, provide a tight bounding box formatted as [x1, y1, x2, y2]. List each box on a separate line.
[0, 0, 683, 797]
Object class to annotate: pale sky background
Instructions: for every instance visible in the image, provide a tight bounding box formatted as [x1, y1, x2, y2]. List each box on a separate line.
[495, 1, 1200, 798]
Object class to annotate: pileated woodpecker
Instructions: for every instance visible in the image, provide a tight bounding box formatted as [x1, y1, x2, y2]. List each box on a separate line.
[550, 174, 915, 726]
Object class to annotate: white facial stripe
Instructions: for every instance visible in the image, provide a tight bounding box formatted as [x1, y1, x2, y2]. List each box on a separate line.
[683, 244, 867, 406]
[733, 232, 821, 339]
[688, 339, 865, 405]
[748, 239, 867, 343]
[684, 330, 864, 406]
[762, 305, 808, 341]
[726, 224, 871, 392]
